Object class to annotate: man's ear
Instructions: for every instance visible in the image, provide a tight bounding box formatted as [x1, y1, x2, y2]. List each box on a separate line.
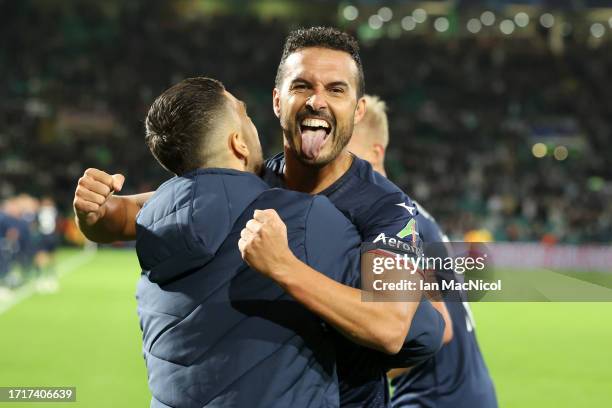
[373, 143, 385, 162]
[229, 132, 250, 162]
[354, 96, 366, 125]
[272, 88, 281, 118]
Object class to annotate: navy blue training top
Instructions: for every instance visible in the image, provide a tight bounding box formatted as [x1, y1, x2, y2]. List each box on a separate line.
[264, 153, 446, 408]
[390, 202, 498, 408]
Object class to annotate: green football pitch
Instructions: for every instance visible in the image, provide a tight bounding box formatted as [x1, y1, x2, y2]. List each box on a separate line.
[1, 248, 611, 407]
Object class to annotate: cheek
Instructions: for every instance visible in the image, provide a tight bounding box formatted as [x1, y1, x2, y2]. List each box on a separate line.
[279, 97, 293, 117]
[335, 102, 355, 125]
[287, 94, 307, 111]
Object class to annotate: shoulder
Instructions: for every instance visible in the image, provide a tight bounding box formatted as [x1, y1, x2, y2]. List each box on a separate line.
[138, 176, 193, 222]
[341, 158, 420, 241]
[342, 157, 418, 215]
[413, 200, 449, 243]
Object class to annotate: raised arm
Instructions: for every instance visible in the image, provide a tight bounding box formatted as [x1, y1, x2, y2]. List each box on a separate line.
[238, 208, 424, 355]
[73, 168, 153, 243]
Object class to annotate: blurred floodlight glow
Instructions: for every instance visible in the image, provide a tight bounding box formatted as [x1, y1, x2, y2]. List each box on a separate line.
[434, 17, 450, 32]
[413, 8, 427, 23]
[401, 16, 416, 31]
[500, 19, 515, 35]
[481, 11, 495, 26]
[514, 12, 529, 28]
[540, 13, 554, 28]
[378, 7, 393, 22]
[467, 18, 482, 33]
[590, 23, 605, 38]
[609, 17, 612, 28]
[369, 14, 383, 30]
[554, 146, 568, 161]
[343, 5, 359, 21]
[532, 143, 547, 158]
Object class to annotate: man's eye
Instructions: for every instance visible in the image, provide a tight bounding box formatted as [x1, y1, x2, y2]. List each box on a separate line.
[292, 84, 307, 90]
[331, 88, 344, 94]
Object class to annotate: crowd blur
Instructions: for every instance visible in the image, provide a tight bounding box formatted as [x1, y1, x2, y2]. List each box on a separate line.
[1, 0, 611, 270]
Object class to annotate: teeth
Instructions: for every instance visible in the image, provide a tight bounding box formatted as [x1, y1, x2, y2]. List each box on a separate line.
[301, 118, 330, 128]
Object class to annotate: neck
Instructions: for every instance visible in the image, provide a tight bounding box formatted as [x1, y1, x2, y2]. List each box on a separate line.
[283, 146, 354, 194]
[374, 165, 386, 177]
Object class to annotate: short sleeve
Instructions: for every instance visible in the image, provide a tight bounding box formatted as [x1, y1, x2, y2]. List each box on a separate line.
[359, 192, 423, 256]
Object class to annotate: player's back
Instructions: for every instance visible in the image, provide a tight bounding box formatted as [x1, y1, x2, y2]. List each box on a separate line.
[135, 168, 361, 408]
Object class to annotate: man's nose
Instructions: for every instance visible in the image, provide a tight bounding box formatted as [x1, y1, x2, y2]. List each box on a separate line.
[306, 90, 328, 111]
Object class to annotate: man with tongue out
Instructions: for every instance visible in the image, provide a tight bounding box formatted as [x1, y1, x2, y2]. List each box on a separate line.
[71, 27, 446, 408]
[252, 27, 445, 408]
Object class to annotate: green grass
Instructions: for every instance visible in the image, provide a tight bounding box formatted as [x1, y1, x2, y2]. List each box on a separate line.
[471, 302, 612, 407]
[0, 249, 611, 407]
[0, 249, 149, 407]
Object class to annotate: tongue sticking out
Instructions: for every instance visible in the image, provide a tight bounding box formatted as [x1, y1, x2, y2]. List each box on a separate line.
[301, 128, 328, 159]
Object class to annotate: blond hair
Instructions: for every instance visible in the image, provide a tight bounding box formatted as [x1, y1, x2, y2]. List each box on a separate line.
[358, 94, 389, 148]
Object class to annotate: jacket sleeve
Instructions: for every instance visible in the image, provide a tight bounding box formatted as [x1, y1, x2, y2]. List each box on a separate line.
[304, 195, 362, 288]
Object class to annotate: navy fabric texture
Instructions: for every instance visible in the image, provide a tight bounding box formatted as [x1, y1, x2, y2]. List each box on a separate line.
[264, 154, 446, 408]
[390, 203, 498, 408]
[136, 168, 361, 408]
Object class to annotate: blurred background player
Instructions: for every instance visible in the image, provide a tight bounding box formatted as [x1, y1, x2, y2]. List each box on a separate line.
[34, 197, 60, 291]
[347, 94, 497, 407]
[0, 196, 35, 287]
[0, 195, 60, 292]
[346, 95, 389, 177]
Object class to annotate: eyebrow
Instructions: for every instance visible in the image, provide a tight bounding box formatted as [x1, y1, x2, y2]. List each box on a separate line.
[326, 81, 349, 88]
[291, 78, 311, 85]
[291, 78, 349, 88]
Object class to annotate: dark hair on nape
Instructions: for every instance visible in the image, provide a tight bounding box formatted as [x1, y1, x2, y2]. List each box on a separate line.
[275, 26, 365, 97]
[145, 77, 227, 175]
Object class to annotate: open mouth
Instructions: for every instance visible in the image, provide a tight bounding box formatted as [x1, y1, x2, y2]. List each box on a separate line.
[298, 117, 333, 160]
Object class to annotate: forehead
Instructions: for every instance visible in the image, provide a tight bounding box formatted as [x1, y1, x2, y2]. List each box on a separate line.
[282, 47, 359, 87]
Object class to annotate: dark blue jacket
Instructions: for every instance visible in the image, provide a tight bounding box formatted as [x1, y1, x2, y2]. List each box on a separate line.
[135, 169, 361, 408]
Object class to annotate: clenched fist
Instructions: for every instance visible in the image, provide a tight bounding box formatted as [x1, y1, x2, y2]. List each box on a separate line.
[73, 168, 125, 227]
[238, 209, 297, 279]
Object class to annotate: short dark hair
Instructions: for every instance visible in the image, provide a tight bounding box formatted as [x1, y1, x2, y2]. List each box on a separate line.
[145, 77, 227, 175]
[275, 26, 365, 97]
